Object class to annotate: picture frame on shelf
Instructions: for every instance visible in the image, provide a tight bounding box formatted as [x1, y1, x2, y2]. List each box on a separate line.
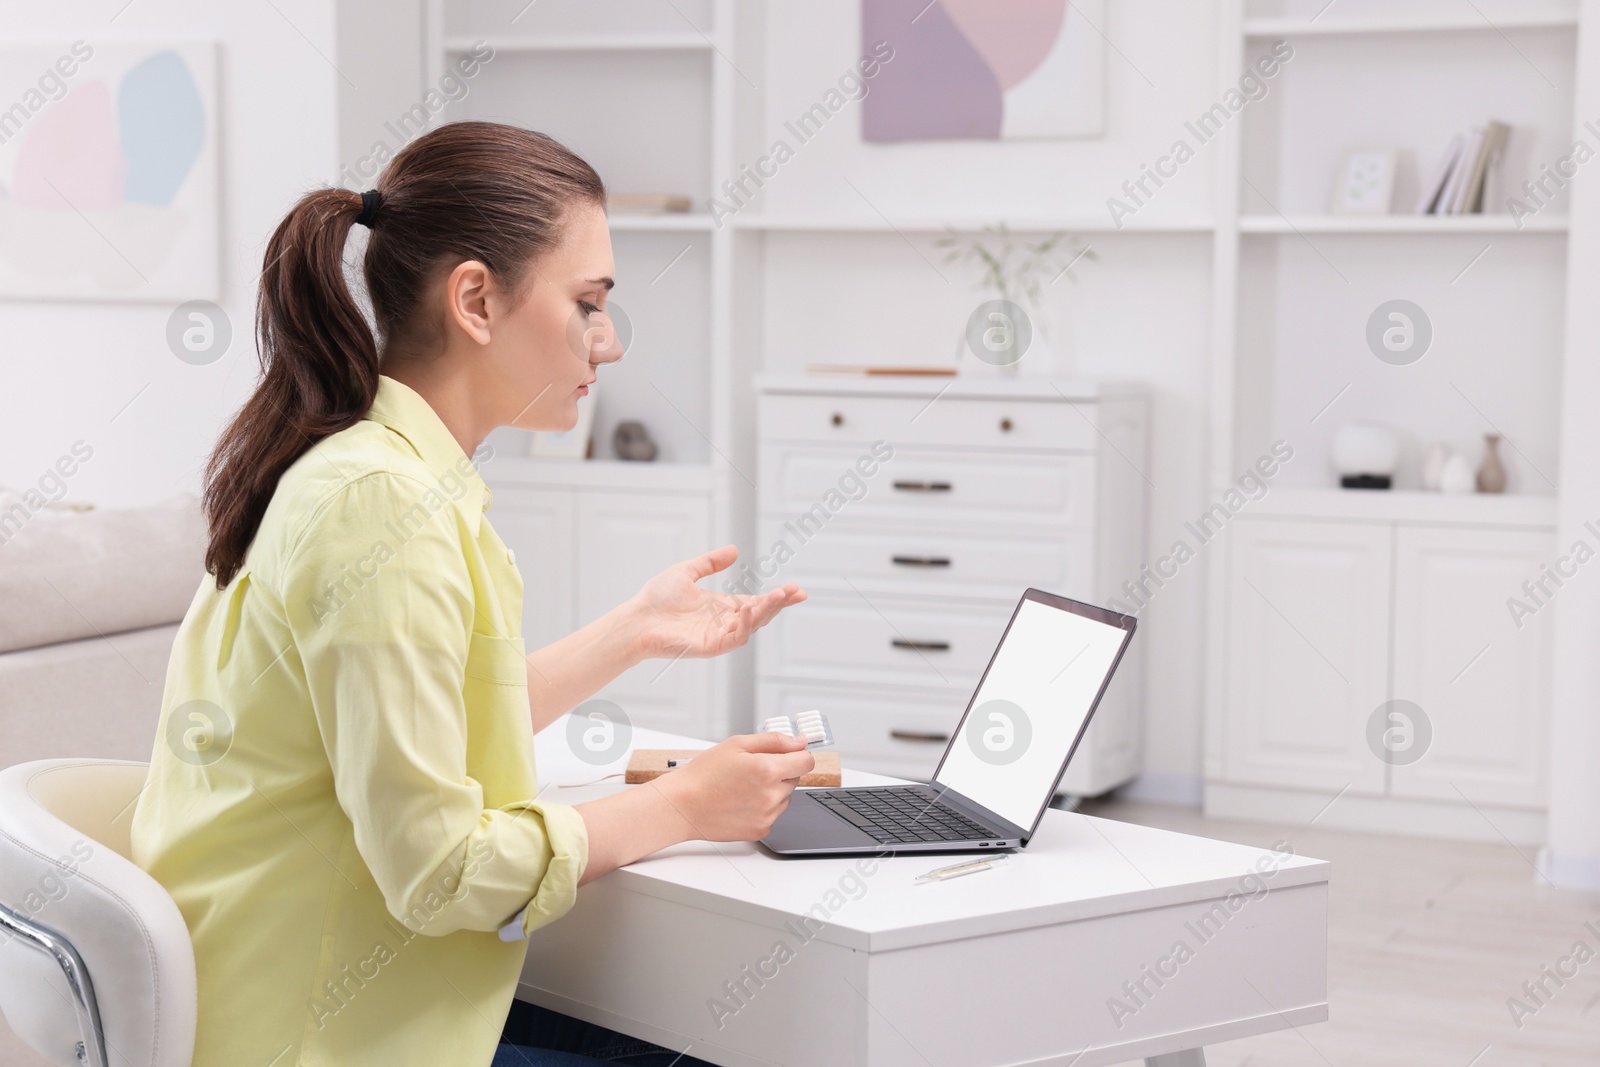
[1330, 148, 1398, 214]
[530, 386, 597, 460]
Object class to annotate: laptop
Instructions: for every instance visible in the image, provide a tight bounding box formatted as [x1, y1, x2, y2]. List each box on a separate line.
[760, 588, 1136, 856]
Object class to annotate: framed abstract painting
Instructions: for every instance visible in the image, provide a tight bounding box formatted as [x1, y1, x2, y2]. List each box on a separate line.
[862, 0, 1106, 142]
[0, 40, 219, 301]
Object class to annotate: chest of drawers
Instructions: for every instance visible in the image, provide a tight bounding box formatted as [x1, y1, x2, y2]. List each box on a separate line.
[754, 374, 1149, 797]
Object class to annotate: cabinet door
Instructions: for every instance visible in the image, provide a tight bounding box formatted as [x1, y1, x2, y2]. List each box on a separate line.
[577, 491, 712, 736]
[1224, 518, 1391, 794]
[1390, 526, 1553, 807]
[489, 486, 577, 652]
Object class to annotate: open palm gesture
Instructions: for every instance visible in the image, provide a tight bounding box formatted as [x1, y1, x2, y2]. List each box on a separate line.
[628, 544, 806, 660]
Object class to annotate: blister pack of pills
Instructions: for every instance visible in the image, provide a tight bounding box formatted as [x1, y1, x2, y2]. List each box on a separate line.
[762, 710, 835, 749]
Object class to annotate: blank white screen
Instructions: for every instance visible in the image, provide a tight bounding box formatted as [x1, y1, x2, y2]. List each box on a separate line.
[934, 599, 1129, 830]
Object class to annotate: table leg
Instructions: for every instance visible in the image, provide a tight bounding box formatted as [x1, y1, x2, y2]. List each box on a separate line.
[1145, 1050, 1206, 1067]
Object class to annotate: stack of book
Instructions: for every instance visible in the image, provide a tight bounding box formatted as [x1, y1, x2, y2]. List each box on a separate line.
[1415, 120, 1511, 215]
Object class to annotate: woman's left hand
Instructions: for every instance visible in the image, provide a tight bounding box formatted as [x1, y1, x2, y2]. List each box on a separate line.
[626, 544, 806, 660]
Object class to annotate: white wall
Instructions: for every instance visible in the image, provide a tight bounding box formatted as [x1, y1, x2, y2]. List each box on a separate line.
[0, 0, 341, 508]
[751, 0, 1225, 800]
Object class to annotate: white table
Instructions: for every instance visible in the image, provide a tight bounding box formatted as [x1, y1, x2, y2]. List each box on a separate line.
[521, 724, 1329, 1067]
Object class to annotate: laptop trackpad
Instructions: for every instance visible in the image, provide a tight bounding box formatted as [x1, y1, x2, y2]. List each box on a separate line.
[762, 790, 876, 853]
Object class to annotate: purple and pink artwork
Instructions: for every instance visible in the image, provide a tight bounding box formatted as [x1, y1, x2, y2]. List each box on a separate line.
[863, 0, 1106, 142]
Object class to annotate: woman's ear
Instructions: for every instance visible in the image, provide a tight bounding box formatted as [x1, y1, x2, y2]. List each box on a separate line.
[445, 260, 493, 345]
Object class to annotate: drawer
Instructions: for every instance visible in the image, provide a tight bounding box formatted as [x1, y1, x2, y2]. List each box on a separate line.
[756, 518, 1091, 597]
[760, 683, 969, 782]
[759, 445, 1097, 523]
[758, 594, 1013, 690]
[759, 392, 1099, 452]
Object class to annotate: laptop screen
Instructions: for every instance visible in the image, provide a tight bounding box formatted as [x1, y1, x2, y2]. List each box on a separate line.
[932, 593, 1133, 833]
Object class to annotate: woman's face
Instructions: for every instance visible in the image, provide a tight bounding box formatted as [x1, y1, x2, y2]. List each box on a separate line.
[491, 201, 622, 433]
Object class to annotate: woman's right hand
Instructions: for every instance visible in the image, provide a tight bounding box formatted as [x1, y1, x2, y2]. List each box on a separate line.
[655, 732, 815, 842]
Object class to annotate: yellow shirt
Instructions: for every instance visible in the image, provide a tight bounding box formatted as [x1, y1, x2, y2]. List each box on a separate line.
[131, 375, 589, 1067]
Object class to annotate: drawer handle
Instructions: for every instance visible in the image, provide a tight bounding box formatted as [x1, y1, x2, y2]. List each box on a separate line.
[892, 480, 952, 492]
[890, 729, 951, 744]
[830, 412, 844, 426]
[892, 638, 950, 652]
[999, 417, 1013, 432]
[891, 555, 951, 568]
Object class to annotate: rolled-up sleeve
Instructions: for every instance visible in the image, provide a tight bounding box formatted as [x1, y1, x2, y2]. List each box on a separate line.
[282, 472, 588, 937]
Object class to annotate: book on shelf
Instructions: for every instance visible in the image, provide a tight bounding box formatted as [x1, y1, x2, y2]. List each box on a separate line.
[1414, 133, 1464, 214]
[1416, 120, 1510, 215]
[607, 194, 693, 215]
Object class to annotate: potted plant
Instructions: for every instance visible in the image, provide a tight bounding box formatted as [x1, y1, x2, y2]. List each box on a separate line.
[936, 223, 1095, 377]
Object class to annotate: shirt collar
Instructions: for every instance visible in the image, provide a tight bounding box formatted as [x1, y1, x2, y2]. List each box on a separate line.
[363, 375, 491, 538]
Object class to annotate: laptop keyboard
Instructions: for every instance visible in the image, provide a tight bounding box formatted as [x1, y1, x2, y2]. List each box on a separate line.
[810, 786, 999, 844]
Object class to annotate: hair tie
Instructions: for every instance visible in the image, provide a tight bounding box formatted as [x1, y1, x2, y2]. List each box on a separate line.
[355, 189, 382, 229]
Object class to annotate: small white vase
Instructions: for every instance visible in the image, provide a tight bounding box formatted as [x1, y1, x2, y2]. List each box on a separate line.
[1421, 442, 1452, 491]
[1439, 453, 1476, 494]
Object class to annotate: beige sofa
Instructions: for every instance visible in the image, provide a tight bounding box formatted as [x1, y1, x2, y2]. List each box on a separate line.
[0, 492, 204, 769]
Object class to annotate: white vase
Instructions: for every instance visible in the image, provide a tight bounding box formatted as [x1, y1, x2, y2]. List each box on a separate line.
[1421, 442, 1452, 491]
[1439, 453, 1476, 494]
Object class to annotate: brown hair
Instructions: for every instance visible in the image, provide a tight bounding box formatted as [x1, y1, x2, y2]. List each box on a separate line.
[203, 121, 606, 587]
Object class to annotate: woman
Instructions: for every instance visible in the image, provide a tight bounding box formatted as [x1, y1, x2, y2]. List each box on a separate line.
[130, 121, 812, 1067]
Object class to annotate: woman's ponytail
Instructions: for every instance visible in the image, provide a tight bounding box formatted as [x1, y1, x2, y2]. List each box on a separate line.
[202, 122, 605, 588]
[202, 187, 379, 587]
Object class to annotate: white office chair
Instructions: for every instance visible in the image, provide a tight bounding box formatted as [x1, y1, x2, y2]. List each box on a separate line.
[0, 760, 195, 1067]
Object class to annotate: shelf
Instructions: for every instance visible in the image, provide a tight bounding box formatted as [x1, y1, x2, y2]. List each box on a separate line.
[756, 371, 1148, 402]
[1238, 214, 1569, 234]
[484, 457, 715, 493]
[1242, 12, 1578, 37]
[608, 213, 715, 232]
[442, 34, 714, 53]
[730, 215, 1213, 235]
[1249, 487, 1557, 527]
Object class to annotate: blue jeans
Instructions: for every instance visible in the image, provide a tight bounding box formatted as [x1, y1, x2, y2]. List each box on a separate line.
[492, 998, 717, 1066]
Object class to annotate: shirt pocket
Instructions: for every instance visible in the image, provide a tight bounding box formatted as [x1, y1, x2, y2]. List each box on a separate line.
[462, 630, 533, 795]
[463, 630, 527, 686]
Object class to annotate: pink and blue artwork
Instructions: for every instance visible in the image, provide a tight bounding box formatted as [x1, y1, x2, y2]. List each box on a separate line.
[863, 0, 1106, 142]
[0, 42, 218, 301]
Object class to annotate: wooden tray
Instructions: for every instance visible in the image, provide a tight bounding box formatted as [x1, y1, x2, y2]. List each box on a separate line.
[624, 749, 841, 787]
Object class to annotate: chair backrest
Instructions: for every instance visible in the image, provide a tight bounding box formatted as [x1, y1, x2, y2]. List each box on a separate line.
[0, 760, 196, 1067]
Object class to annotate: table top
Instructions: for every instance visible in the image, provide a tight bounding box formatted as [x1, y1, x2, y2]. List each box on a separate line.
[536, 720, 1328, 953]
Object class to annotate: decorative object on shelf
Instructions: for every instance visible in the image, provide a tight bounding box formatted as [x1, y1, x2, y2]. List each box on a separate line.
[1416, 119, 1510, 215]
[612, 420, 659, 462]
[1439, 452, 1477, 494]
[862, 0, 1107, 141]
[530, 386, 597, 460]
[0, 41, 220, 300]
[1476, 433, 1507, 493]
[937, 222, 1094, 378]
[1421, 441, 1453, 491]
[1330, 421, 1401, 490]
[1330, 148, 1398, 214]
[607, 194, 692, 215]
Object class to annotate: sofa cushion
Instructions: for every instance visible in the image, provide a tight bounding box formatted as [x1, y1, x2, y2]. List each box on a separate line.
[0, 493, 204, 655]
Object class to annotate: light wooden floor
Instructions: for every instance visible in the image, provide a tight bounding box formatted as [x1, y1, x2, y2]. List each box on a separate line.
[1082, 799, 1600, 1067]
[5, 801, 1597, 1066]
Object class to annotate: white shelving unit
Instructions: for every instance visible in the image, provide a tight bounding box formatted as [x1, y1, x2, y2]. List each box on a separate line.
[1202, 0, 1582, 841]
